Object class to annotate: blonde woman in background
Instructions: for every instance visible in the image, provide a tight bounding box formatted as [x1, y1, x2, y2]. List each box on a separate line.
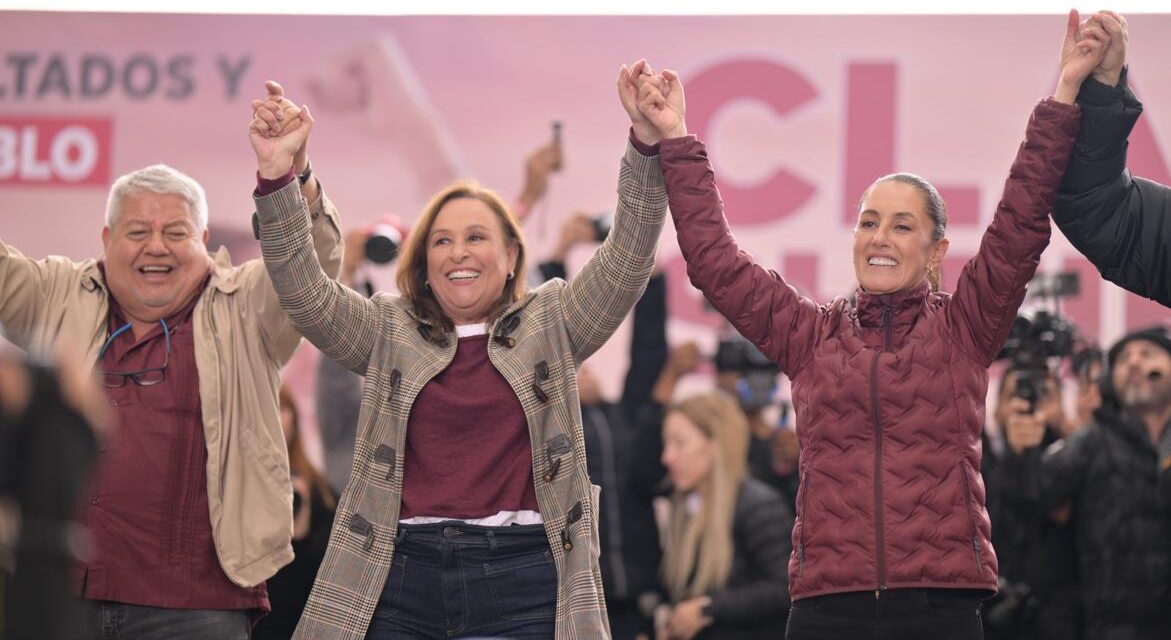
[656, 391, 793, 640]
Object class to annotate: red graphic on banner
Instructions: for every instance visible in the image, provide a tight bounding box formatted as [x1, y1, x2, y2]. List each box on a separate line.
[0, 116, 112, 187]
[687, 59, 819, 227]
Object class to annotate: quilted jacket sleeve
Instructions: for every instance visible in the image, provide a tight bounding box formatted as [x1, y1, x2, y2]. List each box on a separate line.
[659, 136, 821, 378]
[945, 99, 1080, 366]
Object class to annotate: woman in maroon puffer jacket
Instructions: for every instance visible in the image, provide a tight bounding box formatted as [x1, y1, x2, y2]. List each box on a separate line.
[626, 12, 1108, 640]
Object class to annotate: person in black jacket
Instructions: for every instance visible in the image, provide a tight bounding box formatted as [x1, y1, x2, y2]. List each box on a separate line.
[1000, 326, 1171, 639]
[1, 347, 103, 640]
[656, 390, 793, 640]
[536, 212, 671, 639]
[1050, 12, 1171, 307]
[983, 367, 1081, 640]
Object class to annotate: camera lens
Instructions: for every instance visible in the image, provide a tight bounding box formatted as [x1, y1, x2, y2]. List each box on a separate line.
[364, 225, 402, 264]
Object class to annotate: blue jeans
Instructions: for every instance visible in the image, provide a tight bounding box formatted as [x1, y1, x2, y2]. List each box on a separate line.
[76, 601, 250, 640]
[365, 522, 557, 639]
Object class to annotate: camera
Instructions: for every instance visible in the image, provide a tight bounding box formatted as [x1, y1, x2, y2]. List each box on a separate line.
[716, 337, 779, 413]
[592, 213, 612, 243]
[1027, 271, 1080, 299]
[1009, 366, 1048, 413]
[364, 223, 404, 265]
[996, 310, 1077, 370]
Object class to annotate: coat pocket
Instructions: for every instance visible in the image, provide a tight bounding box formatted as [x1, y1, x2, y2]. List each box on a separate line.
[796, 471, 811, 577]
[956, 461, 982, 574]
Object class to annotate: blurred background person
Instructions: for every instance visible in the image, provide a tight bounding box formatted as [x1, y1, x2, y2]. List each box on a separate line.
[1, 344, 105, 640]
[983, 366, 1081, 640]
[713, 333, 798, 511]
[999, 325, 1171, 639]
[654, 391, 793, 640]
[253, 386, 337, 640]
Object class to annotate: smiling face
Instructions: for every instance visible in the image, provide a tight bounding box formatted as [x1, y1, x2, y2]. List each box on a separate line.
[101, 190, 211, 326]
[425, 197, 519, 326]
[853, 180, 949, 295]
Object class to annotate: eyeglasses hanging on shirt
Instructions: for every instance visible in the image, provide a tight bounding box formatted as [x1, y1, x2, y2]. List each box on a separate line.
[95, 318, 171, 388]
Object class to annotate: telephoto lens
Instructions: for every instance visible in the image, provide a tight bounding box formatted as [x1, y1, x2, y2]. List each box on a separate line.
[364, 224, 404, 264]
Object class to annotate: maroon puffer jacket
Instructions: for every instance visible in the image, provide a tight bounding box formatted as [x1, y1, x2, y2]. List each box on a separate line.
[659, 99, 1080, 600]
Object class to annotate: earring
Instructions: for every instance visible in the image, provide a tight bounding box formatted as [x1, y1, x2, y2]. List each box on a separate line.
[507, 271, 515, 280]
[425, 280, 431, 289]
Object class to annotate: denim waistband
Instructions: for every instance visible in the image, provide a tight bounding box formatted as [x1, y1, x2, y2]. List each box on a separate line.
[396, 521, 548, 553]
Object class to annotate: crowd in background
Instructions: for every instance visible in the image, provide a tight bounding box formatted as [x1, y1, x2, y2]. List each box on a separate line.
[2, 9, 1170, 640]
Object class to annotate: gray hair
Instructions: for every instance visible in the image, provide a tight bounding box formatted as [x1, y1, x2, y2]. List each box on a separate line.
[105, 164, 208, 231]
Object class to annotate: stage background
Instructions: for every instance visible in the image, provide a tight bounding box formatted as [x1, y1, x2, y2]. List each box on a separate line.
[3, 12, 1169, 463]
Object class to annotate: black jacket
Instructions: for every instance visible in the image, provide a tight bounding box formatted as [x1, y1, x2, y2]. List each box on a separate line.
[1052, 71, 1171, 307]
[1002, 400, 1171, 636]
[697, 477, 794, 640]
[984, 427, 1081, 640]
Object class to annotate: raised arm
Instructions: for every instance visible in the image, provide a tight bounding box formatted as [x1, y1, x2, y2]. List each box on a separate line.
[638, 66, 820, 377]
[0, 243, 87, 351]
[621, 270, 668, 416]
[945, 11, 1098, 365]
[557, 61, 669, 363]
[1052, 14, 1171, 307]
[249, 83, 372, 374]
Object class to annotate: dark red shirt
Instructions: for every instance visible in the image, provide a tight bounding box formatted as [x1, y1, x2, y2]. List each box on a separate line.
[400, 333, 538, 519]
[73, 266, 268, 611]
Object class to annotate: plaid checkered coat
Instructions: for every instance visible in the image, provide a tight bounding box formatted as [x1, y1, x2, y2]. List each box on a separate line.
[255, 142, 666, 640]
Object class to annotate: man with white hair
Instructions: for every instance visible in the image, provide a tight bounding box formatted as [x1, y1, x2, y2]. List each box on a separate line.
[0, 81, 341, 638]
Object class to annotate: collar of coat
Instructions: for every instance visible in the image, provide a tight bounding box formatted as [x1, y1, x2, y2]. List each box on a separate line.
[401, 284, 544, 345]
[853, 280, 930, 329]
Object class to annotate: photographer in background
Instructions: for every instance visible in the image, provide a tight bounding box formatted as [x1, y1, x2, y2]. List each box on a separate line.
[714, 335, 799, 510]
[998, 325, 1171, 638]
[537, 211, 610, 283]
[983, 366, 1081, 640]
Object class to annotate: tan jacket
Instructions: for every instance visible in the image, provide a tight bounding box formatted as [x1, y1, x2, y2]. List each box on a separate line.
[256, 143, 666, 640]
[0, 184, 342, 588]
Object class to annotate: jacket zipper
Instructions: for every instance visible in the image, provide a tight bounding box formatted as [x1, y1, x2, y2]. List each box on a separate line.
[957, 461, 983, 573]
[871, 302, 892, 592]
[798, 471, 810, 577]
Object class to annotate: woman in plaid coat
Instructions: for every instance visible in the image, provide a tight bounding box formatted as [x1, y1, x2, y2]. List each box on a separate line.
[252, 61, 668, 640]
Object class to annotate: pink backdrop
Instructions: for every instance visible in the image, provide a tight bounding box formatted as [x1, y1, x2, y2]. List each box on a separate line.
[2, 12, 1170, 461]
